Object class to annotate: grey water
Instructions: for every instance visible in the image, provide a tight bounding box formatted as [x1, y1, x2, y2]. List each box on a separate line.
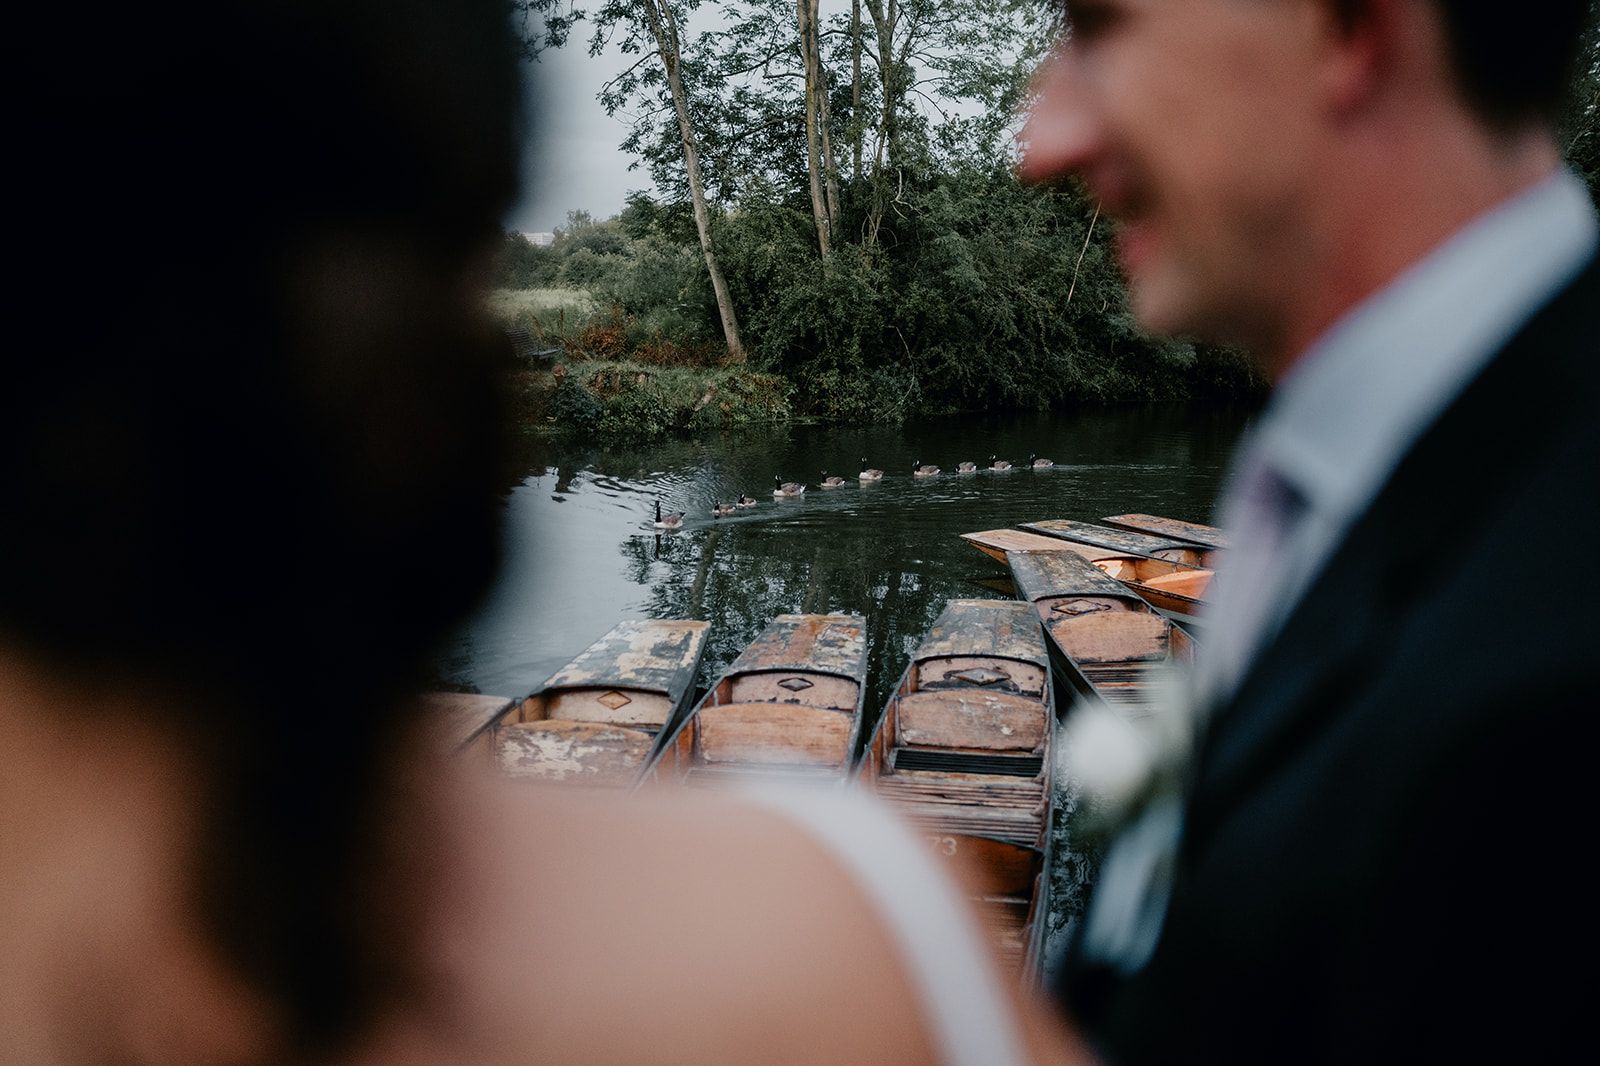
[438, 404, 1251, 952]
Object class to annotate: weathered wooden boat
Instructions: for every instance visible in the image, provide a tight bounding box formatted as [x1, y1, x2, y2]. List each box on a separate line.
[961, 528, 1212, 617]
[1100, 512, 1230, 550]
[493, 619, 712, 785]
[860, 599, 1054, 977]
[647, 614, 868, 786]
[420, 691, 519, 763]
[1007, 551, 1194, 726]
[1019, 518, 1221, 569]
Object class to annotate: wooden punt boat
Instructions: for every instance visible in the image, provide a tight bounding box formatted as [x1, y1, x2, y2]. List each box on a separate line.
[1100, 512, 1229, 551]
[860, 599, 1055, 977]
[421, 692, 519, 763]
[1019, 518, 1221, 569]
[492, 619, 712, 786]
[1007, 551, 1193, 726]
[647, 613, 869, 786]
[961, 528, 1212, 617]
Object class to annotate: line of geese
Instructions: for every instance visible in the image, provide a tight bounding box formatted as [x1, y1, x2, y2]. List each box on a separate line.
[653, 454, 1055, 529]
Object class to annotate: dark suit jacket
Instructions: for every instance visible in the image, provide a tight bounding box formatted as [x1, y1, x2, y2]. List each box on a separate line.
[1060, 255, 1600, 1064]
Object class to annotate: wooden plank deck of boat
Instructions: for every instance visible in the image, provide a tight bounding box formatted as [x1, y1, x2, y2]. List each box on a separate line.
[861, 599, 1055, 978]
[1006, 551, 1193, 726]
[959, 528, 1076, 564]
[538, 619, 711, 705]
[961, 528, 1212, 617]
[1100, 512, 1230, 550]
[420, 692, 519, 761]
[646, 614, 869, 786]
[1019, 518, 1220, 568]
[493, 619, 712, 786]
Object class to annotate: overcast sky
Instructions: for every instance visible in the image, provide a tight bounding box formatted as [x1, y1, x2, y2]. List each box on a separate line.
[505, 3, 874, 234]
[508, 37, 649, 233]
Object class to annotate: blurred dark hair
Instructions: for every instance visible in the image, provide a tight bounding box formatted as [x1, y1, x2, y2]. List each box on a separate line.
[7, 0, 522, 1054]
[1435, 0, 1595, 126]
[1335, 0, 1595, 126]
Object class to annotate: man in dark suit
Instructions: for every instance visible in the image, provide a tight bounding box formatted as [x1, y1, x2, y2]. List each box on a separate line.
[1021, 1, 1598, 1062]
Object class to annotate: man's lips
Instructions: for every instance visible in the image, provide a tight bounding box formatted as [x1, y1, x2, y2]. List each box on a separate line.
[1079, 165, 1156, 273]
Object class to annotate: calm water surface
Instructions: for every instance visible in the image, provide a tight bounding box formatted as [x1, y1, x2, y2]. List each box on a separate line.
[441, 405, 1250, 704]
[439, 405, 1252, 951]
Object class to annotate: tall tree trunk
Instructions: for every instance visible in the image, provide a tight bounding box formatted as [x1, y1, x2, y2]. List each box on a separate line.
[643, 0, 747, 361]
[817, 28, 843, 229]
[850, 0, 863, 181]
[798, 0, 831, 256]
[862, 0, 898, 255]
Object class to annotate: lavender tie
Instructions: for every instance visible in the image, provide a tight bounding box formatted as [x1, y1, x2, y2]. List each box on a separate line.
[1077, 453, 1307, 974]
[1194, 453, 1308, 714]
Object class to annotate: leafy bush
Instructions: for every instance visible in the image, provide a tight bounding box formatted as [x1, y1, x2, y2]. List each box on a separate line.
[552, 361, 791, 439]
[496, 233, 559, 288]
[548, 376, 602, 432]
[489, 161, 1269, 418]
[557, 248, 626, 289]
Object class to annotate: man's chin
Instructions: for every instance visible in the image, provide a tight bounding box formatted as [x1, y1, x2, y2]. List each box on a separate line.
[1128, 276, 1196, 340]
[1127, 273, 1240, 347]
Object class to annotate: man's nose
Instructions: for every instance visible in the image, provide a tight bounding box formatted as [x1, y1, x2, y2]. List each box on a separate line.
[1017, 48, 1100, 183]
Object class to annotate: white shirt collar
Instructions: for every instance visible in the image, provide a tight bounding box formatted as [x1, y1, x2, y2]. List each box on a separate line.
[1250, 168, 1598, 526]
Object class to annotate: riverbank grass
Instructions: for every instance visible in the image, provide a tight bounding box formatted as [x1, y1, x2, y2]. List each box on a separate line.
[492, 288, 791, 438]
[552, 361, 791, 438]
[488, 287, 595, 317]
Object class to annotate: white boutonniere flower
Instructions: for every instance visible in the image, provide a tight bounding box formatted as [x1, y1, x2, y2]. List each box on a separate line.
[1058, 660, 1199, 833]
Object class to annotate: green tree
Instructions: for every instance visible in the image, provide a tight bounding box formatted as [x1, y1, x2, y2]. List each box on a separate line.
[517, 0, 749, 360]
[510, 0, 1264, 418]
[1563, 13, 1600, 203]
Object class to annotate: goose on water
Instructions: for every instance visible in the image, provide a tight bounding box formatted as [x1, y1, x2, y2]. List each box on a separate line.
[653, 501, 685, 529]
[773, 475, 806, 497]
[989, 455, 1012, 471]
[712, 501, 736, 517]
[736, 494, 758, 508]
[913, 460, 940, 478]
[819, 471, 846, 488]
[1028, 453, 1054, 469]
[858, 459, 884, 481]
[956, 460, 978, 474]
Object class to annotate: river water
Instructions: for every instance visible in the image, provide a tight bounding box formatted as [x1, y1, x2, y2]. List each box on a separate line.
[439, 404, 1252, 951]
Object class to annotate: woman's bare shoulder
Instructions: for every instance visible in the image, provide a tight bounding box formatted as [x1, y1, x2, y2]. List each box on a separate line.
[357, 772, 1089, 1066]
[428, 778, 938, 1064]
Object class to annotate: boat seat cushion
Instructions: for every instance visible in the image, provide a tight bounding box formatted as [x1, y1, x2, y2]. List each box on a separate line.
[496, 720, 653, 783]
[895, 690, 1047, 752]
[696, 702, 853, 767]
[1048, 609, 1171, 663]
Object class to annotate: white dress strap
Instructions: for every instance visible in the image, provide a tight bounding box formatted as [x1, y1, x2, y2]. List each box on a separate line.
[742, 785, 1031, 1066]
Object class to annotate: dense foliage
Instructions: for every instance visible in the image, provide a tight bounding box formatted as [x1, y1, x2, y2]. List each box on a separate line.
[1563, 13, 1600, 203]
[500, 0, 1600, 430]
[501, 189, 1259, 422]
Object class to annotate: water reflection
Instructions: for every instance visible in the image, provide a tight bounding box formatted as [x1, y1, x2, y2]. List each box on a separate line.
[445, 406, 1249, 705]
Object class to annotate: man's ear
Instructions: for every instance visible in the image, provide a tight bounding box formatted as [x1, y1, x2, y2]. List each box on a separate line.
[1313, 0, 1405, 117]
